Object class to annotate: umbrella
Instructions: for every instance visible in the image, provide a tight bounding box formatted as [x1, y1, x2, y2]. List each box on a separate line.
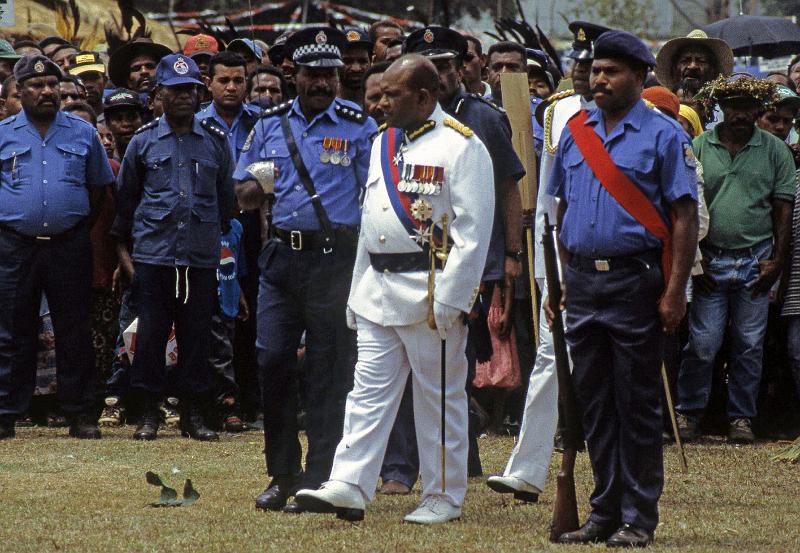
[704, 15, 800, 58]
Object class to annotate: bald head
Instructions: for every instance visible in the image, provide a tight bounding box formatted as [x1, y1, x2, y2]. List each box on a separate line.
[386, 54, 440, 94]
[378, 54, 439, 131]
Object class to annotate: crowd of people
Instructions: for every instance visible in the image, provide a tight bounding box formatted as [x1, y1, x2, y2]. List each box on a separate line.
[0, 14, 799, 546]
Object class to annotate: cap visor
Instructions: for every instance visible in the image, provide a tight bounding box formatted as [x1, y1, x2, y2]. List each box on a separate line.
[69, 64, 106, 76]
[159, 76, 205, 87]
[0, 54, 22, 61]
[420, 50, 457, 60]
[565, 49, 592, 60]
[297, 58, 344, 68]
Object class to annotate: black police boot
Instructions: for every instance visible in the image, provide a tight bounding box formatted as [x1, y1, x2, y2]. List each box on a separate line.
[606, 524, 654, 548]
[558, 520, 618, 544]
[180, 400, 219, 442]
[133, 396, 160, 441]
[68, 413, 101, 439]
[255, 476, 298, 511]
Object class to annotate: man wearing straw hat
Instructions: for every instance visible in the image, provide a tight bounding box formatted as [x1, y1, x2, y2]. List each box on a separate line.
[655, 30, 734, 99]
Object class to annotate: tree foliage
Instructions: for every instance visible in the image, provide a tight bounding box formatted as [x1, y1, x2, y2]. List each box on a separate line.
[568, 0, 659, 39]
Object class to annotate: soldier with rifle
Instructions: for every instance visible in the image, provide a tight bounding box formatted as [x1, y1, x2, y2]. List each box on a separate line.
[545, 30, 698, 547]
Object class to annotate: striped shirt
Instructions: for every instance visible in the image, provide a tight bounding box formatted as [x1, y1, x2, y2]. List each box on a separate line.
[781, 169, 800, 317]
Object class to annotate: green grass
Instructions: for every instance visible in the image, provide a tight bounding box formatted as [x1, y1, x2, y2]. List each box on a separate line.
[1, 427, 799, 552]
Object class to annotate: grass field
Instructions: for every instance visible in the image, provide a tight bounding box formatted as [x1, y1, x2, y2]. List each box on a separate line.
[1, 427, 799, 553]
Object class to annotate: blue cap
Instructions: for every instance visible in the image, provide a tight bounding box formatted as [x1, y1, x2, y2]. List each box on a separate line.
[592, 30, 656, 69]
[286, 27, 347, 68]
[14, 54, 63, 83]
[228, 38, 264, 60]
[155, 54, 204, 87]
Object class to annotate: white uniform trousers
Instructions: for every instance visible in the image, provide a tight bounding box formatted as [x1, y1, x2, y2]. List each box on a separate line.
[503, 280, 560, 491]
[329, 314, 469, 507]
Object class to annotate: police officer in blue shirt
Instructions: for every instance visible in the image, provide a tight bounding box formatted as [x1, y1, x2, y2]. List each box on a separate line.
[234, 26, 377, 513]
[113, 54, 235, 442]
[0, 54, 114, 440]
[197, 51, 260, 163]
[546, 31, 698, 547]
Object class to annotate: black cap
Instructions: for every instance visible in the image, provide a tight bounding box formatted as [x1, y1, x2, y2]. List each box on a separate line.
[103, 88, 143, 111]
[268, 31, 293, 65]
[566, 21, 610, 60]
[593, 30, 656, 69]
[343, 28, 373, 50]
[38, 36, 71, 51]
[13, 54, 63, 83]
[286, 27, 346, 68]
[405, 26, 467, 60]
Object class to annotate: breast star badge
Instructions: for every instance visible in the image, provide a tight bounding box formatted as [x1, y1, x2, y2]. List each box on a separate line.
[410, 198, 433, 222]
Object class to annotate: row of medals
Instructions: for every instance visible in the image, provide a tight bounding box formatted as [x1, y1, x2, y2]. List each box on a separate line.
[397, 163, 442, 195]
[319, 138, 351, 167]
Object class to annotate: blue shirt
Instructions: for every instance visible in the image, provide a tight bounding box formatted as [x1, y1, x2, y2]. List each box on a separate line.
[197, 102, 259, 163]
[546, 100, 697, 257]
[485, 94, 544, 154]
[218, 218, 247, 319]
[234, 98, 377, 231]
[112, 116, 235, 269]
[446, 89, 525, 281]
[0, 110, 114, 236]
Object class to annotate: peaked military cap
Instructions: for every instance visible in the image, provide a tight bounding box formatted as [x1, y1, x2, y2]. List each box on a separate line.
[286, 27, 346, 68]
[566, 21, 610, 60]
[405, 26, 467, 60]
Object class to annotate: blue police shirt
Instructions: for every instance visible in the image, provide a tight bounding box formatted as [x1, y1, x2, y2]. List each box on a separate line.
[112, 116, 235, 269]
[234, 98, 377, 231]
[218, 218, 247, 319]
[0, 110, 114, 236]
[546, 100, 697, 257]
[485, 94, 544, 154]
[197, 102, 259, 163]
[446, 89, 525, 281]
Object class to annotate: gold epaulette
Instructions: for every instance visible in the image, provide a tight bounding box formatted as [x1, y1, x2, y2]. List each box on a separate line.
[543, 90, 577, 156]
[443, 117, 474, 138]
[408, 120, 435, 141]
[545, 89, 575, 104]
[377, 122, 388, 133]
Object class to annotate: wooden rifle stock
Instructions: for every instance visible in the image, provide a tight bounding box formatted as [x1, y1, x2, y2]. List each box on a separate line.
[543, 214, 583, 542]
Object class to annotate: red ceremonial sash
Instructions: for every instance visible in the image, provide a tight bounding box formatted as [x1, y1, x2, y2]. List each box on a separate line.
[567, 109, 673, 290]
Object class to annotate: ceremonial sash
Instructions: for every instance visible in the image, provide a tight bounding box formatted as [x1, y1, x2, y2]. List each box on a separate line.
[379, 128, 441, 245]
[567, 109, 673, 290]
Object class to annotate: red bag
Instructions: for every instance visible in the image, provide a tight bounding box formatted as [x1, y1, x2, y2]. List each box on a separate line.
[473, 286, 521, 390]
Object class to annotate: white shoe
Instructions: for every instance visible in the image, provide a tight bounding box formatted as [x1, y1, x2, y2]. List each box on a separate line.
[294, 481, 365, 521]
[403, 495, 461, 524]
[486, 475, 541, 502]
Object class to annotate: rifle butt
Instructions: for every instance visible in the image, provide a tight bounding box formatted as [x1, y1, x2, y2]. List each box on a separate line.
[548, 448, 579, 543]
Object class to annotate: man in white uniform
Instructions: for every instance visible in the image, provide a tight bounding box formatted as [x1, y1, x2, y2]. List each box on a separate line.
[295, 54, 494, 524]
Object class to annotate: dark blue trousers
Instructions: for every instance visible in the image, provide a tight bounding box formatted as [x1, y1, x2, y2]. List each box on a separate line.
[564, 254, 664, 532]
[0, 230, 94, 418]
[129, 263, 216, 399]
[256, 239, 356, 488]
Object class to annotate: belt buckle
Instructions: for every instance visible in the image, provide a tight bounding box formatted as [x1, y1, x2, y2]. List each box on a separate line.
[594, 259, 610, 271]
[289, 230, 303, 251]
[36, 236, 51, 241]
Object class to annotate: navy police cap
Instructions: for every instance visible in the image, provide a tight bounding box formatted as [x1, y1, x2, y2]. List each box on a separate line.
[156, 54, 204, 87]
[405, 26, 467, 60]
[343, 27, 373, 50]
[14, 54, 63, 83]
[286, 27, 346, 68]
[592, 30, 656, 69]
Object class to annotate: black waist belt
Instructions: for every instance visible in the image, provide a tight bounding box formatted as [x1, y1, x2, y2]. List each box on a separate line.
[0, 220, 86, 244]
[370, 249, 445, 273]
[274, 226, 357, 252]
[569, 249, 660, 273]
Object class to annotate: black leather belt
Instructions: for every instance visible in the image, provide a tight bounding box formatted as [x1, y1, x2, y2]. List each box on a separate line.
[569, 250, 660, 273]
[0, 220, 86, 244]
[369, 249, 446, 273]
[273, 226, 358, 252]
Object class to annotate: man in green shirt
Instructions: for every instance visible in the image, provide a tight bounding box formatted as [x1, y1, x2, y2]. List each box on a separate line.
[676, 75, 794, 444]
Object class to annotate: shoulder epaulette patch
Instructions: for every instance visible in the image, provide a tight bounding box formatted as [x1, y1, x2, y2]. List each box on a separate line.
[407, 120, 435, 141]
[134, 118, 159, 134]
[443, 117, 474, 138]
[335, 102, 367, 124]
[201, 117, 227, 139]
[257, 99, 294, 119]
[545, 89, 575, 105]
[467, 93, 505, 114]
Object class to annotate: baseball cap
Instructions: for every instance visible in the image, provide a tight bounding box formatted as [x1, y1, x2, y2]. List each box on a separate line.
[184, 34, 219, 59]
[68, 51, 105, 76]
[155, 54, 204, 87]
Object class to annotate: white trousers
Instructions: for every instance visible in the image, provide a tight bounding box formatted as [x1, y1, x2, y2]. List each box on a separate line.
[503, 280, 561, 491]
[329, 315, 469, 507]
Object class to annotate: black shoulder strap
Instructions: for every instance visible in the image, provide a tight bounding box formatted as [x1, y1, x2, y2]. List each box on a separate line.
[279, 114, 336, 250]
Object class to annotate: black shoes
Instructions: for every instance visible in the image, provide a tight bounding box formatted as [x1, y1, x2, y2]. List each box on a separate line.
[282, 501, 305, 514]
[180, 401, 219, 442]
[558, 520, 617, 544]
[68, 414, 101, 439]
[133, 409, 160, 441]
[606, 524, 654, 548]
[255, 477, 297, 511]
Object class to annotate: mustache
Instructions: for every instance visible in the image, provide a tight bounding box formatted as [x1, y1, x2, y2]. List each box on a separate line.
[308, 88, 332, 96]
[591, 86, 612, 96]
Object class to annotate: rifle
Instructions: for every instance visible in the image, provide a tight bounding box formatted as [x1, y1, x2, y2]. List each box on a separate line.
[543, 214, 583, 542]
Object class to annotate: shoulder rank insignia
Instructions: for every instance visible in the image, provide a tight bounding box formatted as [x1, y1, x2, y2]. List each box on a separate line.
[467, 93, 505, 114]
[257, 99, 294, 119]
[134, 117, 160, 134]
[407, 120, 435, 141]
[242, 128, 256, 152]
[201, 117, 227, 139]
[443, 117, 474, 138]
[334, 102, 367, 124]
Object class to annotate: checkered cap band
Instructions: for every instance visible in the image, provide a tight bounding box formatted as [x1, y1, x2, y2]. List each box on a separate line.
[292, 43, 342, 63]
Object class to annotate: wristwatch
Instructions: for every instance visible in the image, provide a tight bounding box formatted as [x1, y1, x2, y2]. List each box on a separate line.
[505, 250, 523, 262]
